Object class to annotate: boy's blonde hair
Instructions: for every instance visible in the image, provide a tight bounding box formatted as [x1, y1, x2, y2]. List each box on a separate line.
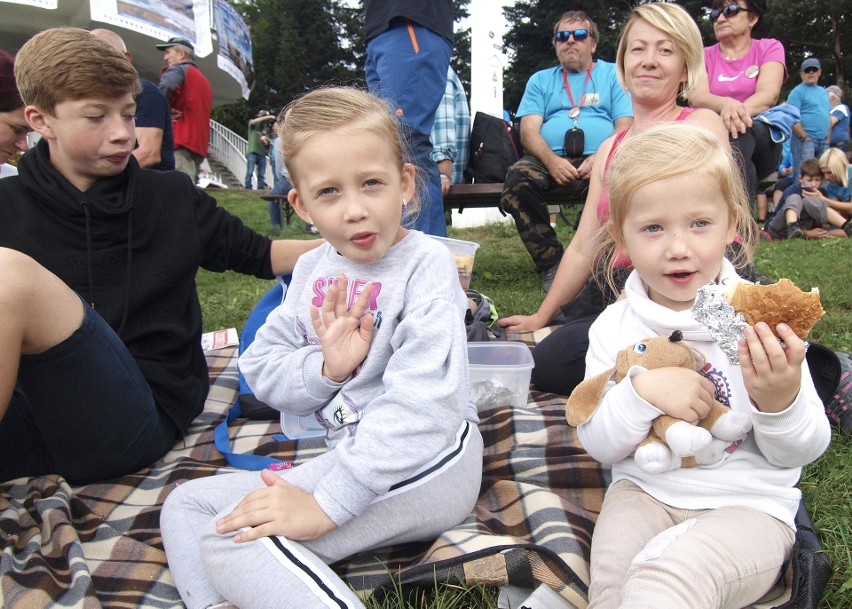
[819, 147, 849, 188]
[601, 122, 756, 291]
[616, 2, 705, 96]
[280, 86, 421, 220]
[14, 27, 140, 116]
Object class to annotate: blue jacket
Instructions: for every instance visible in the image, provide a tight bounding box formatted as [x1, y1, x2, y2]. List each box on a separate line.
[755, 103, 801, 143]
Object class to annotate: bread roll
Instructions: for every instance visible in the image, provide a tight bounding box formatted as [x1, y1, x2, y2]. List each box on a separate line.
[727, 279, 824, 338]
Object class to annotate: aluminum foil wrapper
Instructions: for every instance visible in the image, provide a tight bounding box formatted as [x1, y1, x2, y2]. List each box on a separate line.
[471, 379, 516, 411]
[692, 283, 748, 365]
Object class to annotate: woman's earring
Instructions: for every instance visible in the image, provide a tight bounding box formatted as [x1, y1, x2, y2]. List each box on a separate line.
[402, 197, 407, 208]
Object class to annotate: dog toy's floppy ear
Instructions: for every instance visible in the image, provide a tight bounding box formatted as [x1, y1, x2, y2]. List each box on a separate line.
[567, 368, 615, 427]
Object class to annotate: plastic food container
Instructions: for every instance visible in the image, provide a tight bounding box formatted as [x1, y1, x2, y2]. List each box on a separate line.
[280, 412, 325, 439]
[430, 235, 480, 289]
[468, 341, 535, 411]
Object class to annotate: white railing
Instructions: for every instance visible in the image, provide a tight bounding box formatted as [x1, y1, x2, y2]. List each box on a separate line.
[208, 119, 275, 188]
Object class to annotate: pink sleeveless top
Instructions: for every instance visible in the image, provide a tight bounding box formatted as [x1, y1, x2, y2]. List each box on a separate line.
[597, 107, 696, 223]
[597, 107, 696, 268]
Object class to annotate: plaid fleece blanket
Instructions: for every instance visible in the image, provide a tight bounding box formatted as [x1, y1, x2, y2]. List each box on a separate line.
[0, 330, 798, 609]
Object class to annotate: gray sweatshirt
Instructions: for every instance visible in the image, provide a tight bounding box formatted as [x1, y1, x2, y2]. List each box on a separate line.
[240, 230, 477, 525]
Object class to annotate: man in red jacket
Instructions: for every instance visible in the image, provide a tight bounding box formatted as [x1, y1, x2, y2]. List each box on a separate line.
[156, 36, 212, 184]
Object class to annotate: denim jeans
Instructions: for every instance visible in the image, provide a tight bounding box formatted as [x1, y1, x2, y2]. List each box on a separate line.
[365, 22, 451, 237]
[790, 135, 828, 178]
[268, 138, 283, 189]
[266, 177, 292, 226]
[245, 152, 268, 189]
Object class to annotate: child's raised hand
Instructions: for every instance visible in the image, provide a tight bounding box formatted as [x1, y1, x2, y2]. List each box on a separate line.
[311, 274, 375, 382]
[216, 469, 336, 543]
[738, 322, 805, 413]
[632, 367, 716, 423]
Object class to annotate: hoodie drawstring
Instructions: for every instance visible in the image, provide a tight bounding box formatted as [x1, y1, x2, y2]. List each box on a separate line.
[80, 200, 133, 335]
[118, 212, 132, 334]
[81, 201, 96, 309]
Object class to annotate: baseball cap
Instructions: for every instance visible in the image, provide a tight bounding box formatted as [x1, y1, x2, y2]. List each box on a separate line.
[155, 36, 194, 54]
[800, 57, 821, 71]
[826, 85, 843, 98]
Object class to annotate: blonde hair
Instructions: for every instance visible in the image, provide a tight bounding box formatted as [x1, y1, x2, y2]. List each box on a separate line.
[15, 27, 139, 116]
[819, 147, 849, 188]
[280, 86, 420, 220]
[616, 2, 705, 96]
[600, 122, 756, 292]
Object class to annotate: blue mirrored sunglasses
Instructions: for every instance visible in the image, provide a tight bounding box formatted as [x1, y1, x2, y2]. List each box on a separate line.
[554, 29, 590, 43]
[710, 4, 746, 22]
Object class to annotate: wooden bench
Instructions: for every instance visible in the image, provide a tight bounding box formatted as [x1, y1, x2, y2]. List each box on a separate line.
[445, 181, 589, 226]
[260, 193, 296, 226]
[260, 180, 590, 227]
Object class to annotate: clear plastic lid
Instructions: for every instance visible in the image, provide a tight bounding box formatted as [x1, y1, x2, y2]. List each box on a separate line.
[280, 412, 325, 439]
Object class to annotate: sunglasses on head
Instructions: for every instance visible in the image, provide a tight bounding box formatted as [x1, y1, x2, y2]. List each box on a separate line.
[710, 4, 746, 22]
[554, 29, 590, 43]
[802, 67, 820, 74]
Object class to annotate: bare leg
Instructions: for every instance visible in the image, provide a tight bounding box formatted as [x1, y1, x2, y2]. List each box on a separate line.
[756, 192, 768, 221]
[0, 248, 84, 419]
[825, 207, 848, 228]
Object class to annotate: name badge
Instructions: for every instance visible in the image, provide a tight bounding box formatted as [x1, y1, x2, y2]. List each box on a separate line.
[745, 65, 759, 79]
[583, 92, 600, 105]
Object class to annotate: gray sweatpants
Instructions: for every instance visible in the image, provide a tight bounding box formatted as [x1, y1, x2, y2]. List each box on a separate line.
[766, 193, 829, 239]
[161, 422, 483, 609]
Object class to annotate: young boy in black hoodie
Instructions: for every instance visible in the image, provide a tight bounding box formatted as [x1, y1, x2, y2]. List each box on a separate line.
[0, 28, 319, 485]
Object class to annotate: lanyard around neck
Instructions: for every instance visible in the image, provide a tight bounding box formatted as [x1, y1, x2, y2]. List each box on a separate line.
[562, 64, 594, 120]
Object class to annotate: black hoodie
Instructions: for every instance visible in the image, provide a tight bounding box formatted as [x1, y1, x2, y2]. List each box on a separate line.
[0, 139, 274, 434]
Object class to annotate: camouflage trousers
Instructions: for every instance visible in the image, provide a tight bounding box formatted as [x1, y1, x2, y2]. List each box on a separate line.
[500, 154, 585, 272]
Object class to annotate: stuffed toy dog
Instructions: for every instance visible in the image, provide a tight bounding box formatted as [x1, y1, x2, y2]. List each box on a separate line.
[567, 331, 752, 473]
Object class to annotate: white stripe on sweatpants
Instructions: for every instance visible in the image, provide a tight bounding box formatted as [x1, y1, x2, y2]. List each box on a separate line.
[259, 535, 361, 609]
[376, 420, 472, 503]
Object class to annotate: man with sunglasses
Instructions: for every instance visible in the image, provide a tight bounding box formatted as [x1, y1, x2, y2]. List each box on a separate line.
[788, 58, 831, 177]
[501, 11, 631, 292]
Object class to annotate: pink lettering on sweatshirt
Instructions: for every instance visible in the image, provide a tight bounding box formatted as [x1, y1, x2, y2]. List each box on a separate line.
[311, 276, 381, 311]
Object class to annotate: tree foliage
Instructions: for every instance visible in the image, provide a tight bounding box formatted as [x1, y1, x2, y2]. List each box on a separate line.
[214, 0, 472, 134]
[500, 0, 852, 115]
[213, 0, 852, 133]
[762, 0, 852, 92]
[450, 0, 472, 97]
[213, 0, 364, 133]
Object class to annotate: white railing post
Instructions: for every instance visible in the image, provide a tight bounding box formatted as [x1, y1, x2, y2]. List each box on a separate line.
[208, 119, 275, 188]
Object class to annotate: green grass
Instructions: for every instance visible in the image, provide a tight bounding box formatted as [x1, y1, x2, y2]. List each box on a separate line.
[199, 190, 851, 608]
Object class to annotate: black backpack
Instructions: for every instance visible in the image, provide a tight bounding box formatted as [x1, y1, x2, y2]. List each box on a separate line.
[464, 112, 522, 184]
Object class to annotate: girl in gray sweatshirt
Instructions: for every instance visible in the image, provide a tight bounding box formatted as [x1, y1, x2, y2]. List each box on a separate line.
[161, 86, 483, 609]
